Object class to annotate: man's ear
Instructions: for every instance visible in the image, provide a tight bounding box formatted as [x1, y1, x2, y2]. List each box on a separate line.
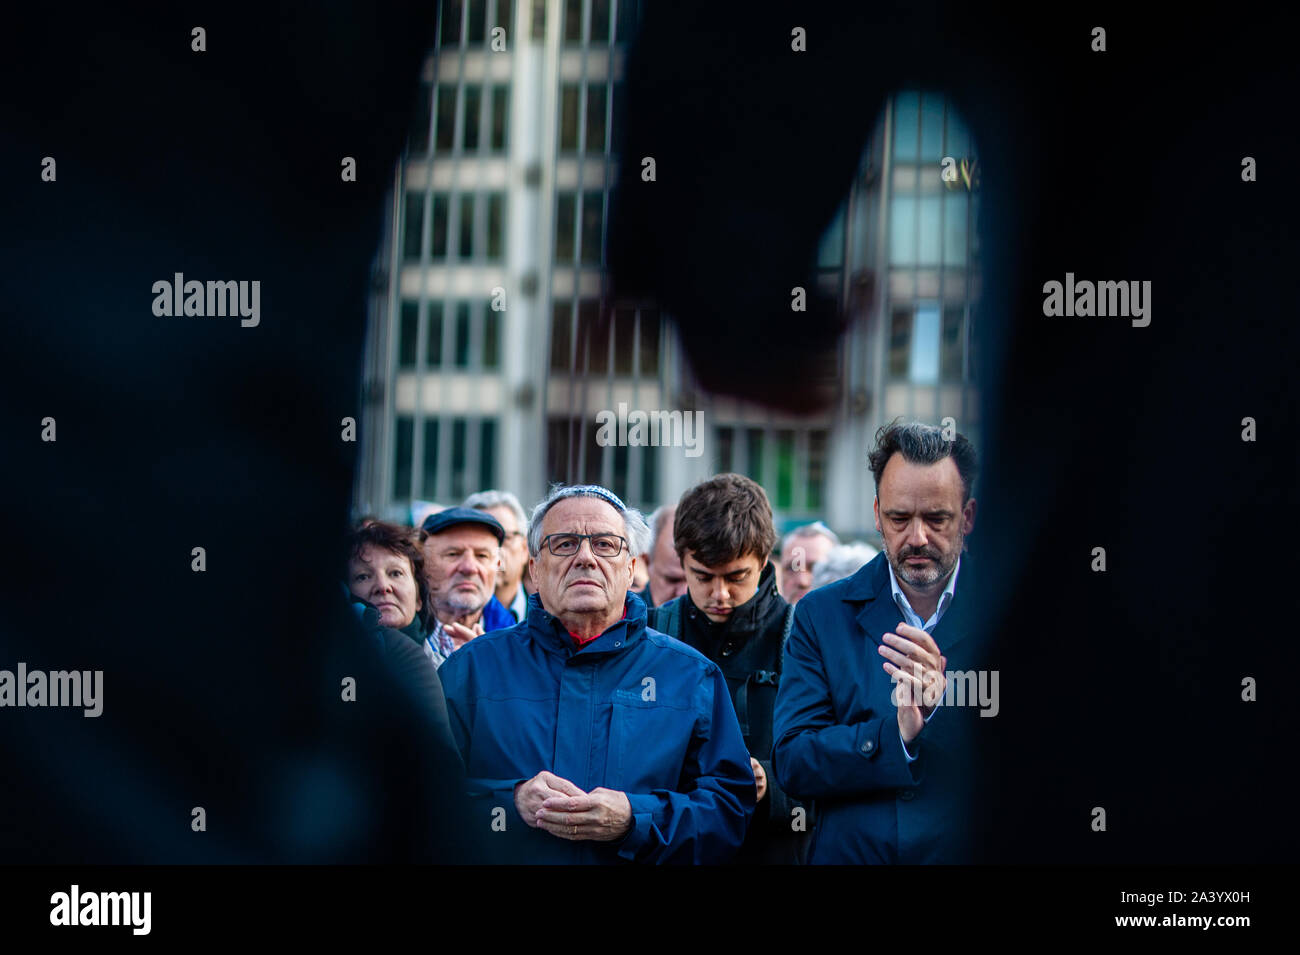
[873, 496, 882, 534]
[962, 497, 977, 536]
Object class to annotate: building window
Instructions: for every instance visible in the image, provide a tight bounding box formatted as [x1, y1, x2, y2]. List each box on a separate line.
[484, 307, 501, 369]
[713, 426, 828, 516]
[479, 418, 497, 490]
[450, 419, 468, 500]
[586, 85, 607, 153]
[530, 0, 546, 40]
[920, 93, 944, 159]
[560, 85, 580, 152]
[564, 0, 584, 44]
[610, 80, 625, 152]
[486, 193, 504, 260]
[421, 419, 440, 499]
[463, 86, 482, 151]
[888, 306, 911, 378]
[890, 302, 944, 383]
[890, 89, 950, 163]
[454, 303, 472, 368]
[577, 300, 605, 372]
[889, 195, 914, 266]
[550, 300, 573, 370]
[889, 195, 941, 267]
[555, 193, 576, 262]
[807, 430, 828, 511]
[489, 85, 509, 152]
[909, 303, 940, 383]
[435, 88, 457, 152]
[639, 442, 657, 506]
[817, 203, 845, 270]
[457, 195, 475, 258]
[440, 0, 464, 47]
[941, 305, 965, 382]
[399, 302, 419, 368]
[892, 91, 920, 162]
[428, 302, 444, 366]
[615, 0, 638, 43]
[580, 191, 603, 265]
[546, 416, 605, 487]
[591, 0, 611, 43]
[467, 0, 487, 44]
[715, 426, 735, 473]
[612, 443, 629, 497]
[943, 191, 968, 266]
[775, 429, 796, 509]
[746, 428, 765, 486]
[431, 193, 449, 258]
[917, 195, 941, 266]
[403, 194, 425, 261]
[546, 417, 571, 485]
[393, 416, 414, 499]
[496, 0, 514, 41]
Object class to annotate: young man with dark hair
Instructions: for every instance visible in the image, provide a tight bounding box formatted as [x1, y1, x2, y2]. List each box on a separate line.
[647, 473, 806, 864]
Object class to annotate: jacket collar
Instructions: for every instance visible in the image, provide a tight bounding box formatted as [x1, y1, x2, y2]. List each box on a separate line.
[525, 590, 648, 658]
[842, 552, 972, 653]
[844, 554, 898, 648]
[397, 615, 427, 644]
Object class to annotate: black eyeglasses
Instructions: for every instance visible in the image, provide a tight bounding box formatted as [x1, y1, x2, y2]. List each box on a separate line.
[540, 533, 627, 558]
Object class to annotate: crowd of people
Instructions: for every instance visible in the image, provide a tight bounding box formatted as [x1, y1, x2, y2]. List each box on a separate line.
[343, 419, 986, 864]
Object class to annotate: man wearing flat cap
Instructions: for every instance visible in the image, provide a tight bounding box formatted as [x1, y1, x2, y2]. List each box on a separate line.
[420, 507, 517, 667]
[438, 484, 756, 863]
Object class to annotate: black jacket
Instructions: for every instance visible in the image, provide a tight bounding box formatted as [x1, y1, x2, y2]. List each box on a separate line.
[350, 594, 461, 770]
[648, 561, 808, 863]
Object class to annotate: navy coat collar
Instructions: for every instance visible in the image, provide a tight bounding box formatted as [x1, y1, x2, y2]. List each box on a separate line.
[524, 589, 649, 658]
[841, 552, 973, 654]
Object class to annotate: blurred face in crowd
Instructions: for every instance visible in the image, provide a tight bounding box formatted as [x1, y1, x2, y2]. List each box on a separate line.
[682, 550, 765, 624]
[481, 505, 528, 599]
[348, 544, 422, 629]
[648, 512, 688, 606]
[777, 532, 836, 605]
[532, 497, 634, 626]
[873, 453, 975, 594]
[423, 526, 502, 622]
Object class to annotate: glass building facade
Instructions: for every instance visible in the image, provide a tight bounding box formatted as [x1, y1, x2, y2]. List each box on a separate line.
[355, 0, 982, 540]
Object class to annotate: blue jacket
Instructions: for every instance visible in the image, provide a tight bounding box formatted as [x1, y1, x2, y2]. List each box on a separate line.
[439, 590, 756, 864]
[481, 594, 515, 633]
[772, 553, 989, 864]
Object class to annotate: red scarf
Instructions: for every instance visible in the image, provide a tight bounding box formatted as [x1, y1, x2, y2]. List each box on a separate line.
[569, 606, 627, 648]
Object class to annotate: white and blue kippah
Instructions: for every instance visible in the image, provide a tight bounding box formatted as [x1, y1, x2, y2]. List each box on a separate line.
[562, 484, 627, 512]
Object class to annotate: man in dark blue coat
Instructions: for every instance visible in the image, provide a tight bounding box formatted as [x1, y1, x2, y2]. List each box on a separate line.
[773, 421, 994, 863]
[439, 484, 755, 864]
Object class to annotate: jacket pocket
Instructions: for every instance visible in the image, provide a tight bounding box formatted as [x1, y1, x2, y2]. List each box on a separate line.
[607, 693, 694, 794]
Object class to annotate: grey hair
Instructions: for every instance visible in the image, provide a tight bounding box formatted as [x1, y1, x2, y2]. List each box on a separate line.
[463, 489, 528, 532]
[527, 484, 653, 559]
[810, 542, 880, 591]
[642, 504, 676, 564]
[781, 520, 840, 555]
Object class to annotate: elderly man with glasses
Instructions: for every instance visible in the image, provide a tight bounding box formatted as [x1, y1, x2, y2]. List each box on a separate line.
[437, 484, 755, 864]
